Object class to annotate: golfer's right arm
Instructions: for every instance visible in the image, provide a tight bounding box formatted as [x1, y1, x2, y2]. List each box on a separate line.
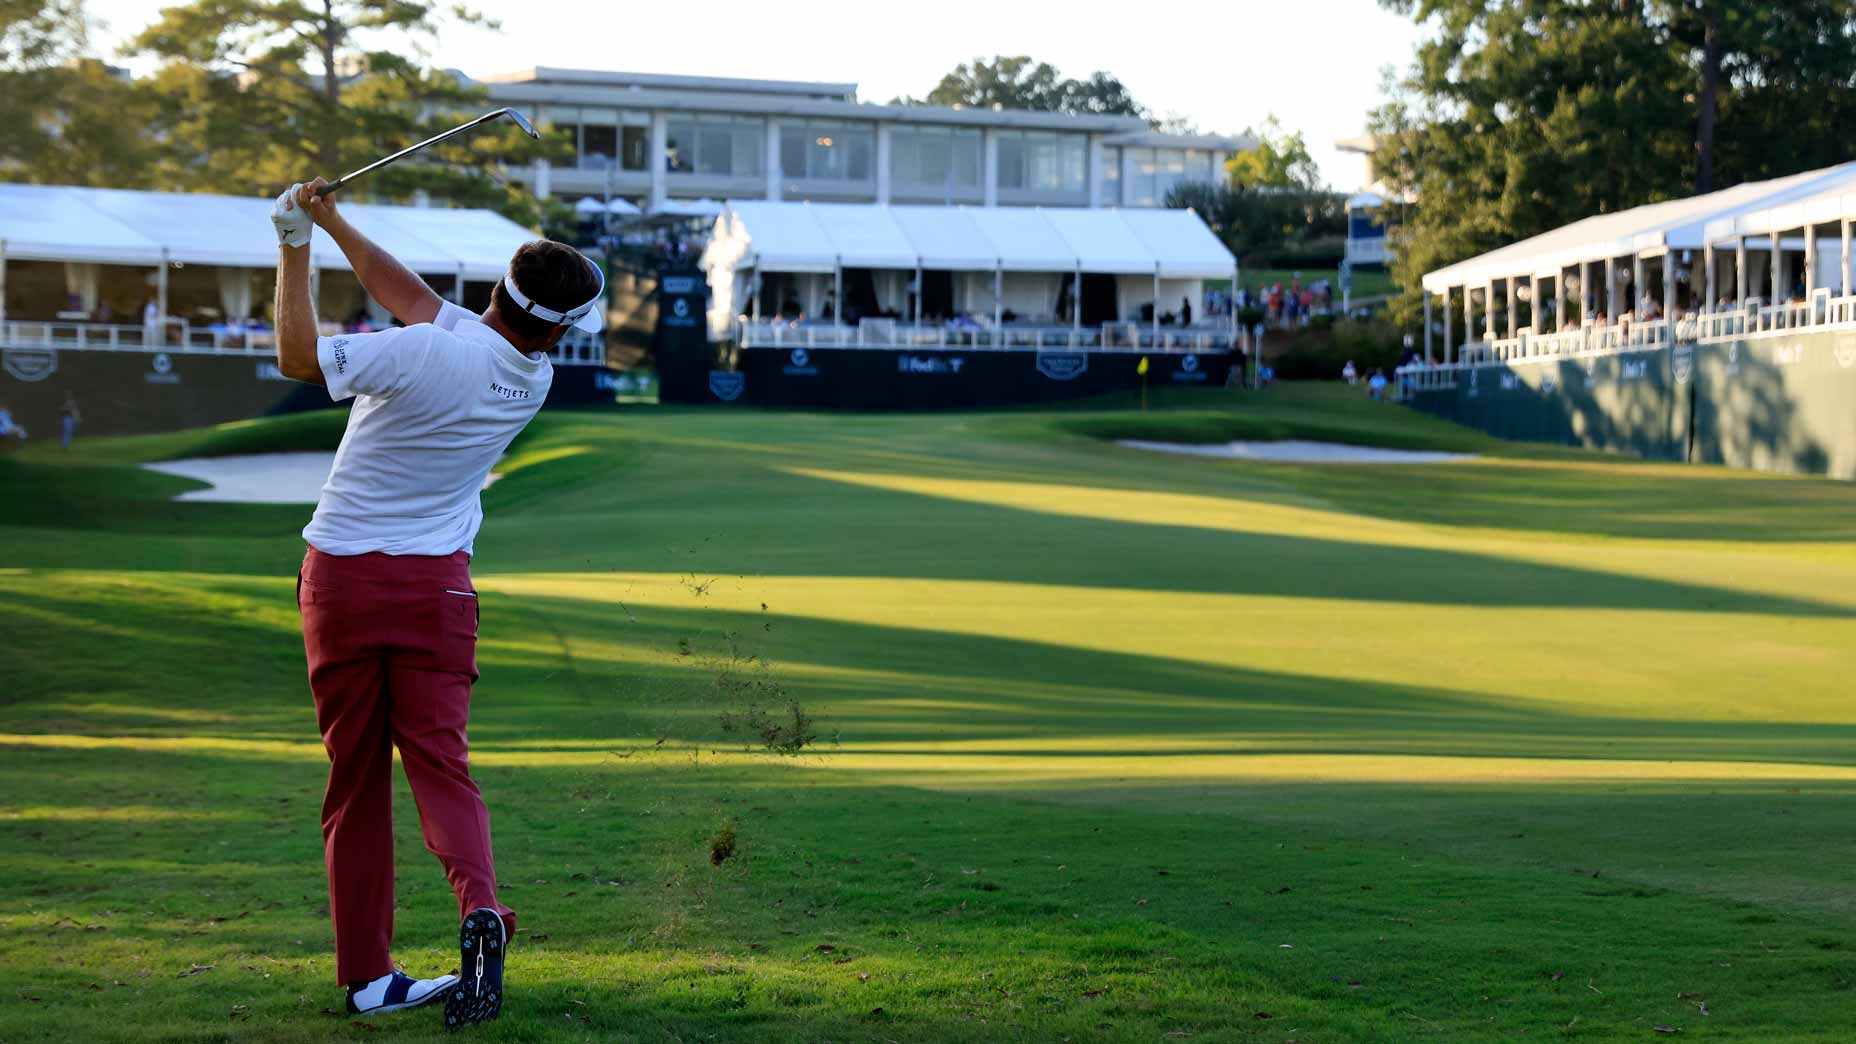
[297, 178, 443, 327]
[274, 243, 324, 385]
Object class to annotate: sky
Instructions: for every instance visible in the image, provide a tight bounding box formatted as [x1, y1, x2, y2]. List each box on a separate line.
[87, 0, 1425, 190]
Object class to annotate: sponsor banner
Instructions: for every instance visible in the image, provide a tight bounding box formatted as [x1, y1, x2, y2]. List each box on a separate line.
[1036, 351, 1089, 381]
[2, 347, 57, 382]
[1169, 353, 1207, 383]
[783, 347, 819, 377]
[1671, 344, 1694, 384]
[897, 354, 965, 375]
[256, 361, 292, 382]
[145, 352, 181, 385]
[708, 370, 745, 402]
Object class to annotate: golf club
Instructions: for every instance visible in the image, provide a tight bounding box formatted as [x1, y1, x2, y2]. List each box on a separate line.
[314, 107, 541, 197]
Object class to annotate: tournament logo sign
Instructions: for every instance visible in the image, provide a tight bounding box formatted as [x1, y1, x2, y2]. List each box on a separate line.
[708, 370, 745, 402]
[146, 352, 181, 385]
[1170, 353, 1207, 383]
[1465, 368, 1479, 398]
[1671, 344, 1694, 384]
[782, 347, 818, 377]
[1, 347, 56, 382]
[1835, 332, 1856, 369]
[1036, 351, 1089, 381]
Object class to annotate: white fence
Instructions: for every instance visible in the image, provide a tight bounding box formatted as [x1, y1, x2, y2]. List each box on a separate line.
[0, 318, 608, 367]
[738, 320, 1235, 355]
[1397, 289, 1856, 402]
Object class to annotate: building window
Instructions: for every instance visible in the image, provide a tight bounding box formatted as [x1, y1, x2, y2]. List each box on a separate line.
[892, 126, 982, 193]
[666, 115, 764, 177]
[1153, 149, 1187, 203]
[621, 126, 649, 171]
[780, 121, 874, 182]
[1184, 149, 1215, 185]
[1125, 147, 1158, 205]
[582, 125, 617, 169]
[996, 131, 1086, 193]
[1102, 146, 1121, 203]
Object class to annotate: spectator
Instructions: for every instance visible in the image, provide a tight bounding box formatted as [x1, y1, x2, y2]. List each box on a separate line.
[60, 394, 81, 450]
[1342, 360, 1358, 384]
[1368, 368, 1389, 401]
[0, 404, 25, 444]
[1181, 296, 1193, 326]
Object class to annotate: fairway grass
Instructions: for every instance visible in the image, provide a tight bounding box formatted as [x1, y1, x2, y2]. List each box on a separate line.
[5, 385, 1856, 1041]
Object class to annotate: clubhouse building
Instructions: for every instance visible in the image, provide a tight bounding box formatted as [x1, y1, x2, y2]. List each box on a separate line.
[478, 68, 1246, 213]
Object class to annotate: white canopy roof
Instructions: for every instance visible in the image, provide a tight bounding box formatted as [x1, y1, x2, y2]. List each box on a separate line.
[1423, 162, 1856, 293]
[704, 201, 1237, 279]
[0, 183, 540, 280]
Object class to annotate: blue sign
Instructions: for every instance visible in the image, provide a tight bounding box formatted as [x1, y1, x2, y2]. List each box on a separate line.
[708, 370, 745, 402]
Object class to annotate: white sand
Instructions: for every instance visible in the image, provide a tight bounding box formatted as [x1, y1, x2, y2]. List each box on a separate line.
[1116, 439, 1476, 464]
[144, 451, 502, 503]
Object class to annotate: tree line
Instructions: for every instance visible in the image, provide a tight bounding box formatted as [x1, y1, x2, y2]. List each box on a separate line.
[1371, 0, 1856, 325]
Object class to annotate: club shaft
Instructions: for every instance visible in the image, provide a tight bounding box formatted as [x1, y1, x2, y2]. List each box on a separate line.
[317, 111, 506, 197]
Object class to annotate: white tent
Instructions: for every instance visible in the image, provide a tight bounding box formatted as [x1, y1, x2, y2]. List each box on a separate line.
[0, 183, 538, 280]
[1422, 162, 1856, 293]
[574, 196, 605, 214]
[605, 198, 643, 216]
[705, 201, 1236, 278]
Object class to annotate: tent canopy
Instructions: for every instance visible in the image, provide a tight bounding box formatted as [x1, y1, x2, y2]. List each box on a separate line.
[0, 183, 540, 280]
[1423, 161, 1856, 293]
[705, 201, 1237, 280]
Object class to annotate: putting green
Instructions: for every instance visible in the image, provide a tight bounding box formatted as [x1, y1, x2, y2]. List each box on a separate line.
[4, 384, 1856, 1042]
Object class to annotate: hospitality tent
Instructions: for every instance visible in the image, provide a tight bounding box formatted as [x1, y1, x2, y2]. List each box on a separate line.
[0, 182, 542, 323]
[701, 201, 1237, 334]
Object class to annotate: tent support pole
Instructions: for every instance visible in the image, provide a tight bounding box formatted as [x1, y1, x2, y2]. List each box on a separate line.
[1507, 277, 1518, 338]
[1663, 251, 1676, 336]
[1151, 268, 1159, 346]
[1579, 261, 1590, 326]
[1632, 256, 1644, 318]
[1443, 288, 1453, 364]
[1736, 239, 1747, 306]
[1422, 290, 1432, 364]
[993, 265, 1002, 339]
[1462, 283, 1472, 349]
[1070, 264, 1080, 345]
[0, 237, 7, 322]
[1704, 241, 1716, 310]
[1843, 219, 1853, 296]
[1605, 258, 1618, 320]
[751, 269, 760, 323]
[454, 264, 465, 305]
[913, 262, 922, 334]
[157, 248, 170, 343]
[1805, 224, 1817, 297]
[833, 258, 842, 332]
[1771, 230, 1782, 304]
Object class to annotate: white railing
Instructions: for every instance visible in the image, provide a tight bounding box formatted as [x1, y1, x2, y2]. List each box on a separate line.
[0, 318, 607, 367]
[737, 319, 1235, 355]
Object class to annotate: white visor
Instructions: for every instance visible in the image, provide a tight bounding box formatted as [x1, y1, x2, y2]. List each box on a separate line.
[500, 253, 605, 333]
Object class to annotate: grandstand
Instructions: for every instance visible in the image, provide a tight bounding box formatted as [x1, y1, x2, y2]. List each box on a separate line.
[1401, 162, 1856, 479]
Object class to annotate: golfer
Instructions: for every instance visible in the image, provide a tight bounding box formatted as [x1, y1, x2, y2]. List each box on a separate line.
[270, 179, 603, 1030]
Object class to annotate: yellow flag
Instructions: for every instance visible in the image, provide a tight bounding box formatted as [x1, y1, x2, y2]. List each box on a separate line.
[1137, 356, 1149, 375]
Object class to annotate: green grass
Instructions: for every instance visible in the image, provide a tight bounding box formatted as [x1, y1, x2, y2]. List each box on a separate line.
[5, 385, 1856, 1041]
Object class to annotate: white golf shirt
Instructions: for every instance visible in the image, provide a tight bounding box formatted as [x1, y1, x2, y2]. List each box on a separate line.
[303, 302, 552, 557]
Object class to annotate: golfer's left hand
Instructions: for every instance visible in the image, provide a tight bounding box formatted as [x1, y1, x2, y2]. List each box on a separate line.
[296, 178, 341, 229]
[271, 183, 312, 249]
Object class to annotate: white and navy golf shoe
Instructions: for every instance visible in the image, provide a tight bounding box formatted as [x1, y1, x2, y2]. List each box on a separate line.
[444, 908, 508, 1031]
[344, 968, 457, 1015]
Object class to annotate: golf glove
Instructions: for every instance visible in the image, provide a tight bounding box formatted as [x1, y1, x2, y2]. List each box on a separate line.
[271, 184, 311, 248]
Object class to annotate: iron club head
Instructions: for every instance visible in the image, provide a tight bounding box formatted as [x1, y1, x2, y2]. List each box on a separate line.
[498, 107, 541, 140]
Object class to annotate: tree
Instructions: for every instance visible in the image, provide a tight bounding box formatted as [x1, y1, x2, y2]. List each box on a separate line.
[1168, 182, 1347, 266]
[1371, 0, 1856, 325]
[1226, 117, 1321, 191]
[127, 0, 557, 220]
[1368, 0, 1695, 324]
[916, 55, 1146, 116]
[0, 0, 162, 186]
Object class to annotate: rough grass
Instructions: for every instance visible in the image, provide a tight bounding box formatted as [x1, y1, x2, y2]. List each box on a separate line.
[4, 385, 1856, 1041]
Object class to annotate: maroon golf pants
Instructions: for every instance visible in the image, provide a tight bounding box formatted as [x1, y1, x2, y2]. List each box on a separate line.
[298, 546, 515, 984]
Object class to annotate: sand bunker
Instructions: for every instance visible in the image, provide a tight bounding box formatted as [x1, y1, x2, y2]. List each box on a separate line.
[1116, 439, 1476, 464]
[144, 451, 502, 503]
